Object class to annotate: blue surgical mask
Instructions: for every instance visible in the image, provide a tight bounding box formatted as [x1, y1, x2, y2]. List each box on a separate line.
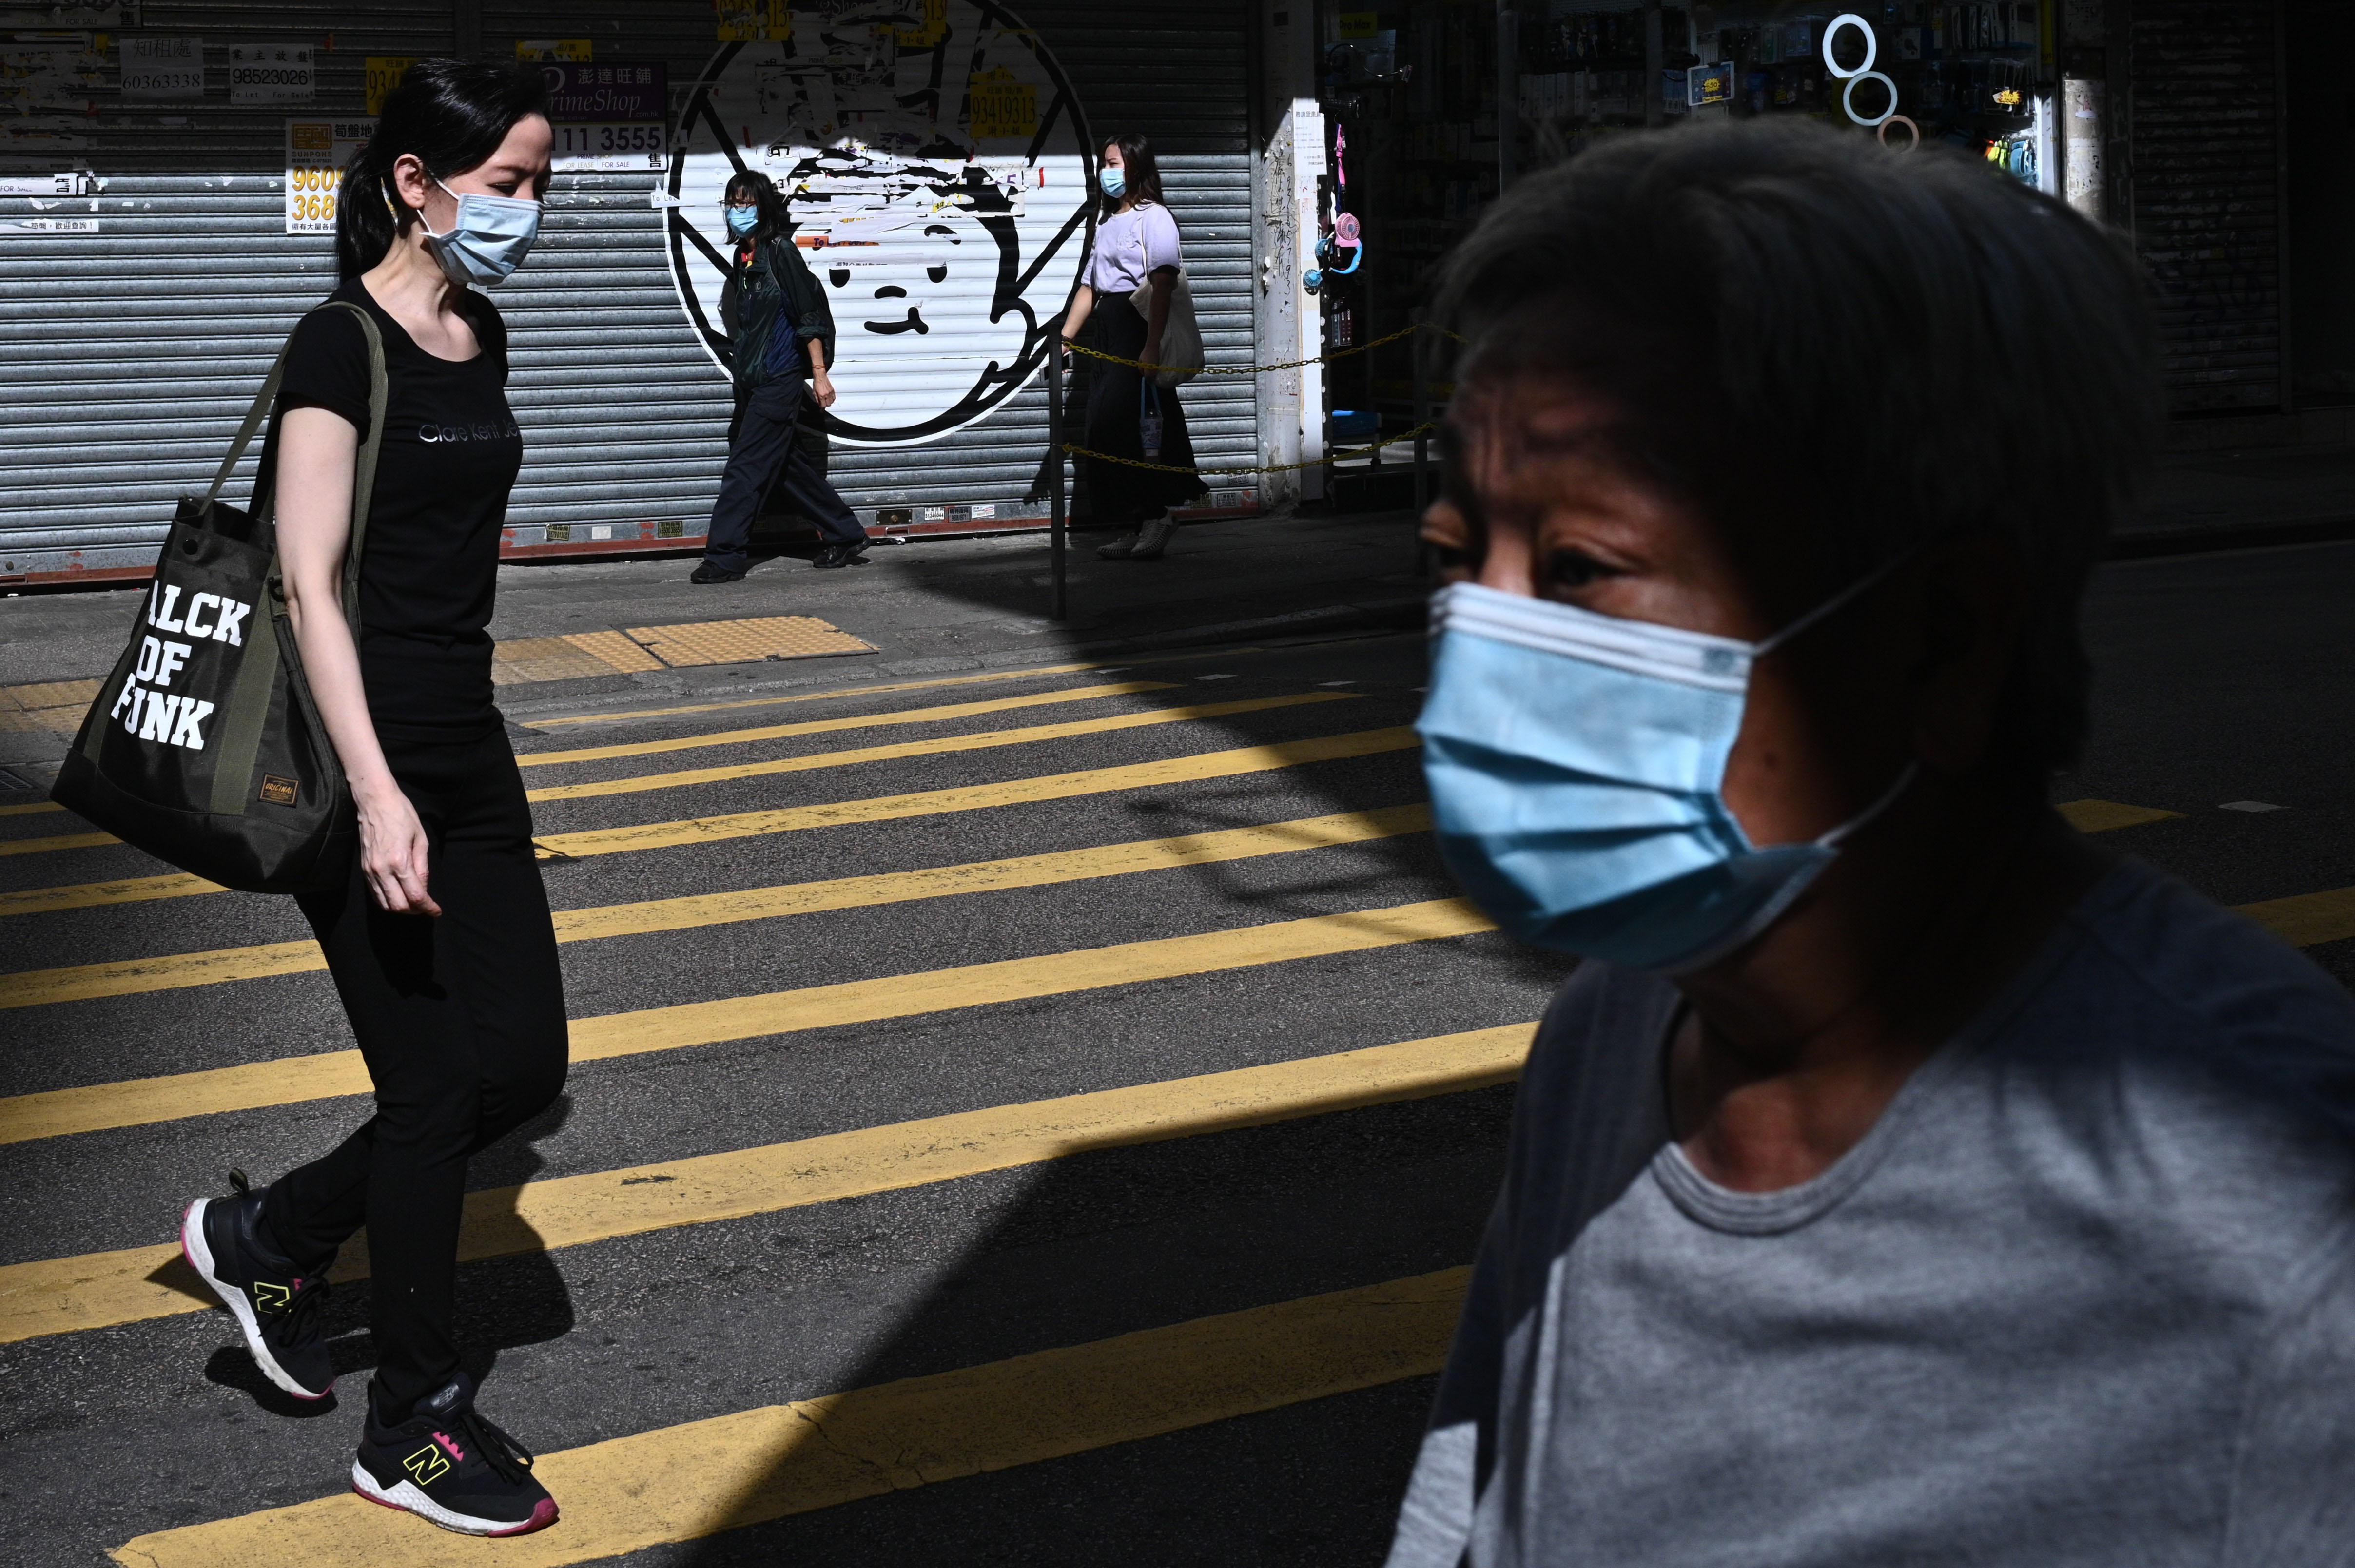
[423, 177, 541, 287]
[1099, 164, 1127, 199]
[1417, 574, 1915, 973]
[725, 205, 759, 239]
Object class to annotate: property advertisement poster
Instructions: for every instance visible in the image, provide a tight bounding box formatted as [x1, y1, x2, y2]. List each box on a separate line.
[284, 116, 372, 235]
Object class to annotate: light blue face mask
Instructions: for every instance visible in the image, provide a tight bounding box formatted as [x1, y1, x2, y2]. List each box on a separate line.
[1417, 574, 1916, 974]
[725, 205, 759, 239]
[423, 177, 542, 288]
[1099, 164, 1127, 199]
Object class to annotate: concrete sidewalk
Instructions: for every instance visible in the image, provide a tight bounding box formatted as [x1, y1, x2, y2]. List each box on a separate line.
[2125, 443, 2355, 551]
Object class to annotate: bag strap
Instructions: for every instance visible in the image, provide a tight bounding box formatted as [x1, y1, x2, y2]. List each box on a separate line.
[206, 334, 299, 508]
[325, 301, 390, 628]
[254, 300, 389, 632]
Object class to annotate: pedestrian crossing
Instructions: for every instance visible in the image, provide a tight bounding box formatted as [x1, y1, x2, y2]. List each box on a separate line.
[1, 650, 2344, 1563]
[0, 1026, 1529, 1346]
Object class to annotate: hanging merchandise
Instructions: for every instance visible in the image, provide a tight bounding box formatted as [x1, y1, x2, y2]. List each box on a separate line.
[1306, 119, 1365, 298]
[1822, 12, 1901, 128]
[1305, 212, 1363, 295]
[1985, 135, 2037, 183]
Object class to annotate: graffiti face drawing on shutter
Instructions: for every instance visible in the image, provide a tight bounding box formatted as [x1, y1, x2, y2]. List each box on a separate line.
[666, 0, 1093, 447]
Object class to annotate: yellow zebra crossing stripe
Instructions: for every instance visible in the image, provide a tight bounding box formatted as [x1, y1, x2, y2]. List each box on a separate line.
[0, 799, 64, 816]
[108, 1266, 1471, 1567]
[0, 806, 1433, 1009]
[2235, 885, 2355, 949]
[0, 896, 1495, 1144]
[525, 658, 1117, 727]
[2053, 799, 2185, 832]
[0, 872, 229, 919]
[519, 691, 1353, 803]
[512, 679, 1176, 767]
[527, 726, 1423, 859]
[0, 1024, 1528, 1345]
[0, 828, 117, 857]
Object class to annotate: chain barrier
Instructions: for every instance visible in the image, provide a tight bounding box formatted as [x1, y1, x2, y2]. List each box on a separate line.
[1061, 320, 1464, 379]
[1060, 423, 1438, 478]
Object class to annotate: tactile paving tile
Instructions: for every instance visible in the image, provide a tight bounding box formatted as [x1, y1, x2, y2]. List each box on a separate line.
[624, 616, 876, 668]
[491, 631, 668, 685]
[0, 679, 103, 736]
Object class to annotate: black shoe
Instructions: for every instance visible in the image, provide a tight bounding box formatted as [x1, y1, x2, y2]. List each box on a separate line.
[812, 541, 870, 569]
[690, 561, 746, 584]
[352, 1374, 558, 1537]
[179, 1171, 334, 1401]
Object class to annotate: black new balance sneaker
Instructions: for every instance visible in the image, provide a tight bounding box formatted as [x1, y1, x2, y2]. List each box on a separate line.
[179, 1171, 333, 1400]
[352, 1374, 558, 1537]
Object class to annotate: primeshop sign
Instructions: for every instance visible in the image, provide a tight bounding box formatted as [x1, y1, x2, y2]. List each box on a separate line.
[544, 58, 669, 172]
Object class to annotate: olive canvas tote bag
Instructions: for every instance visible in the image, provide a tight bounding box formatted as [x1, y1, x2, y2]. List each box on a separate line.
[50, 301, 388, 894]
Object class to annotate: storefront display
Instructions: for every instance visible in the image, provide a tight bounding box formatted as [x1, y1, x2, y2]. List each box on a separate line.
[0, 0, 1260, 585]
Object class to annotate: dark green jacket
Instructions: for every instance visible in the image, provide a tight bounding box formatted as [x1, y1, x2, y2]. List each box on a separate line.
[719, 233, 837, 391]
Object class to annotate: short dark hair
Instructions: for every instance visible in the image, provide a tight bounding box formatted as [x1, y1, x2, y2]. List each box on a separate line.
[1439, 121, 2161, 774]
[723, 169, 794, 244]
[336, 58, 550, 278]
[1100, 132, 1167, 213]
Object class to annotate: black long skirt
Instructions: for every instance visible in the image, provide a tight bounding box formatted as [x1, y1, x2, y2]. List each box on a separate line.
[1081, 289, 1209, 523]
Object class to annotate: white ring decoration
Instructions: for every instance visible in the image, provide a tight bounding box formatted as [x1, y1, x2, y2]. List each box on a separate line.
[1843, 70, 1898, 126]
[1822, 13, 1877, 79]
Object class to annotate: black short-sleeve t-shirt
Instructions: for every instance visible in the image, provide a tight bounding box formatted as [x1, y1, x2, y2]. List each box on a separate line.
[273, 278, 522, 741]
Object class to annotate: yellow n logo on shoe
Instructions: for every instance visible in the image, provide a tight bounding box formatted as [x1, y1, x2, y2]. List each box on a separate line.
[252, 1281, 290, 1310]
[403, 1443, 451, 1486]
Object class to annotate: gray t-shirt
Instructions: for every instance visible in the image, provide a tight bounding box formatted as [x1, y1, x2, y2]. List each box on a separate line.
[1389, 858, 2355, 1568]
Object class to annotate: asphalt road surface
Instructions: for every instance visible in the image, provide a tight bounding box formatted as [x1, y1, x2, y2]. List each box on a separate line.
[3, 538, 2353, 1566]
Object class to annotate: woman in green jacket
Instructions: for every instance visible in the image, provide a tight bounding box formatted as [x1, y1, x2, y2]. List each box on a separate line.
[692, 171, 869, 583]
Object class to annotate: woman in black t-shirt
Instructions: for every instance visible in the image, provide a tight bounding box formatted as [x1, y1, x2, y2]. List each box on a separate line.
[175, 60, 566, 1540]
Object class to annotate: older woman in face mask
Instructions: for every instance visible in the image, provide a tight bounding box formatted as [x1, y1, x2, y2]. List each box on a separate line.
[1058, 132, 1208, 561]
[1388, 121, 2355, 1568]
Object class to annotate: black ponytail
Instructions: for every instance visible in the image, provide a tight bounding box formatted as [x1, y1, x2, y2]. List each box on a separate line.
[336, 58, 550, 278]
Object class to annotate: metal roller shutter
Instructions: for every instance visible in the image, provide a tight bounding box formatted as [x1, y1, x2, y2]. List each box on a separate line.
[2127, 0, 2290, 414]
[654, 0, 1258, 539]
[0, 3, 465, 584]
[0, 0, 1256, 586]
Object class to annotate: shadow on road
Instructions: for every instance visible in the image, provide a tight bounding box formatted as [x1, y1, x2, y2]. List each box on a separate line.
[168, 1094, 582, 1413]
[534, 689, 1553, 1560]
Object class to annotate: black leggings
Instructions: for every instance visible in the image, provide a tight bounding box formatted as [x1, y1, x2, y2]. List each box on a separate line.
[263, 727, 567, 1420]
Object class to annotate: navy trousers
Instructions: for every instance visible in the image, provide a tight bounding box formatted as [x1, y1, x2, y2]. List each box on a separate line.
[703, 376, 864, 569]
